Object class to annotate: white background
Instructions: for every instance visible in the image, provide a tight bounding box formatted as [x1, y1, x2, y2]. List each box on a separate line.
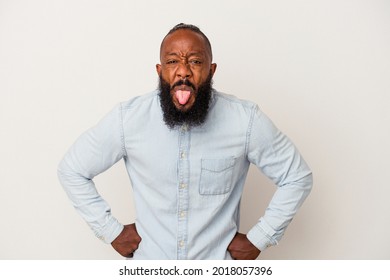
[0, 0, 389, 259]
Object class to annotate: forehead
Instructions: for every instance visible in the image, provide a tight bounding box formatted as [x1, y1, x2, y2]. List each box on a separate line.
[160, 29, 210, 58]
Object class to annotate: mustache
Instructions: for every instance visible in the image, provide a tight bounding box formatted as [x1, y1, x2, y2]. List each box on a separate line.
[158, 73, 213, 129]
[171, 79, 196, 91]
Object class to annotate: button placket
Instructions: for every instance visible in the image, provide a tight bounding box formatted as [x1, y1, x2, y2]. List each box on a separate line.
[177, 124, 190, 259]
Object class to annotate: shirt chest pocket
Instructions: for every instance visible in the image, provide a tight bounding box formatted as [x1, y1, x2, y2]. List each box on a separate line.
[199, 157, 236, 195]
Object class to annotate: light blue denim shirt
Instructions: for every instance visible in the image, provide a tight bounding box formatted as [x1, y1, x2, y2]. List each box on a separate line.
[58, 90, 313, 259]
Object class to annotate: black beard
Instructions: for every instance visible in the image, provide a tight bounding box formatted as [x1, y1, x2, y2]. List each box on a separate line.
[158, 73, 213, 129]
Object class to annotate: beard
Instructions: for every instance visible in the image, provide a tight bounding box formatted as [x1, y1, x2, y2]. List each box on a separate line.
[158, 73, 213, 129]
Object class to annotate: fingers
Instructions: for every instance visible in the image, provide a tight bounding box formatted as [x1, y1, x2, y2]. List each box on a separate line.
[227, 232, 261, 260]
[117, 245, 137, 258]
[121, 243, 138, 258]
[111, 223, 142, 258]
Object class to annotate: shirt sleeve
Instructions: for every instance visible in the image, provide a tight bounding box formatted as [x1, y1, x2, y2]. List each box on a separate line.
[246, 105, 313, 251]
[57, 103, 126, 243]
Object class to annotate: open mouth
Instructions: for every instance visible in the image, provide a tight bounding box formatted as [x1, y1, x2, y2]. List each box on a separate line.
[173, 85, 194, 105]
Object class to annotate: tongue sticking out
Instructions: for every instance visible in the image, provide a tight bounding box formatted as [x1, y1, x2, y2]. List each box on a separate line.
[175, 90, 191, 105]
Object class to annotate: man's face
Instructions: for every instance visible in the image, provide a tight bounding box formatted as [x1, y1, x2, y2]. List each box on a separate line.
[156, 29, 217, 112]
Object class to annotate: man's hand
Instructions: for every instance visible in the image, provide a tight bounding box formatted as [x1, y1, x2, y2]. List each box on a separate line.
[111, 223, 142, 258]
[228, 232, 261, 260]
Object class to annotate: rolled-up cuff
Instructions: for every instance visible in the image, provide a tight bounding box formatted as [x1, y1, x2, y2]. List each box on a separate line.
[247, 218, 278, 252]
[94, 216, 124, 244]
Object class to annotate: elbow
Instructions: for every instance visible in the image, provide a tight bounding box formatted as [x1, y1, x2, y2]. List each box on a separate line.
[304, 171, 314, 194]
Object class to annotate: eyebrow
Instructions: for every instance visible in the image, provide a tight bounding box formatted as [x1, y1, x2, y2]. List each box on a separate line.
[165, 51, 205, 57]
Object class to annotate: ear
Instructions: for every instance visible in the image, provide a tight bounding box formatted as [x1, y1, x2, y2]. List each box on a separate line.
[156, 64, 162, 76]
[210, 63, 217, 77]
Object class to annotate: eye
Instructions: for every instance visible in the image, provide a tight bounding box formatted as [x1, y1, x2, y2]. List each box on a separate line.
[166, 60, 177, 65]
[190, 60, 202, 65]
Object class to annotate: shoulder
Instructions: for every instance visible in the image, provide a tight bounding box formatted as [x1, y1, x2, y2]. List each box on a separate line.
[211, 90, 259, 116]
[213, 90, 257, 109]
[120, 90, 159, 112]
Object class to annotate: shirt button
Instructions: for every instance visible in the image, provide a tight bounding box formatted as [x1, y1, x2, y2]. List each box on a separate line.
[180, 183, 187, 189]
[179, 211, 186, 218]
[179, 240, 185, 247]
[180, 152, 186, 159]
[181, 125, 188, 131]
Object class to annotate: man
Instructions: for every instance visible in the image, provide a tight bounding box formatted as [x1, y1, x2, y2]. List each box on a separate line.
[58, 23, 313, 260]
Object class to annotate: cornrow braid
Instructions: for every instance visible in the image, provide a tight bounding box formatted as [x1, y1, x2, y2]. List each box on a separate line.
[161, 23, 213, 60]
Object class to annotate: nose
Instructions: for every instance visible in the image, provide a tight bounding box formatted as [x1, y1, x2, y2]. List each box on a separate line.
[176, 61, 192, 80]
